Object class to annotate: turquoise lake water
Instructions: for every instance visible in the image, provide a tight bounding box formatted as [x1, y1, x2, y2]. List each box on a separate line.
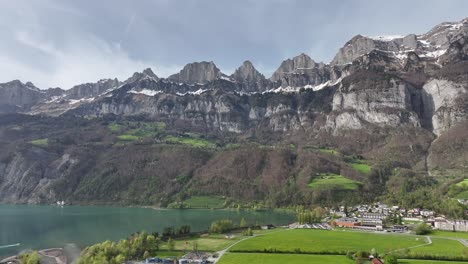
[0, 205, 294, 258]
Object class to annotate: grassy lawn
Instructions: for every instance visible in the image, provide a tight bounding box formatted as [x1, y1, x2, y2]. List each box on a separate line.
[399, 260, 468, 264]
[308, 174, 361, 191]
[218, 253, 355, 264]
[177, 237, 241, 252]
[110, 121, 165, 142]
[409, 237, 467, 258]
[349, 160, 371, 174]
[29, 138, 49, 146]
[455, 179, 468, 187]
[230, 229, 425, 254]
[303, 146, 338, 155]
[117, 134, 141, 141]
[431, 230, 468, 239]
[183, 196, 226, 209]
[160, 235, 242, 252]
[165, 135, 216, 148]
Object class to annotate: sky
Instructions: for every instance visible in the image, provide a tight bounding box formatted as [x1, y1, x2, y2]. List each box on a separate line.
[1, 0, 467, 89]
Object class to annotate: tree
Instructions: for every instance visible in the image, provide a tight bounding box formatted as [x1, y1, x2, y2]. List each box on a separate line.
[384, 255, 398, 264]
[240, 217, 246, 228]
[209, 219, 234, 234]
[115, 254, 126, 263]
[242, 227, 253, 236]
[415, 223, 432, 235]
[168, 238, 176, 251]
[20, 252, 40, 264]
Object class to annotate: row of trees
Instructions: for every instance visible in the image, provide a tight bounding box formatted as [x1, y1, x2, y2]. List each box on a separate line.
[209, 219, 235, 234]
[296, 207, 327, 224]
[161, 225, 191, 239]
[77, 231, 159, 264]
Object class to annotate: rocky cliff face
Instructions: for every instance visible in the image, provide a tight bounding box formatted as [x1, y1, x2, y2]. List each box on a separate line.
[168, 61, 224, 84]
[0, 147, 77, 203]
[65, 78, 120, 100]
[1, 18, 468, 205]
[3, 18, 465, 137]
[0, 81, 45, 112]
[270, 53, 341, 89]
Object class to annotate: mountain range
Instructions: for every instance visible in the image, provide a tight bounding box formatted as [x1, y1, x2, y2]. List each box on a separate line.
[0, 18, 467, 207]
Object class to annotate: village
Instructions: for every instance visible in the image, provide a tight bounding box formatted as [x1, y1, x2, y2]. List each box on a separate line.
[288, 201, 468, 233]
[134, 202, 468, 264]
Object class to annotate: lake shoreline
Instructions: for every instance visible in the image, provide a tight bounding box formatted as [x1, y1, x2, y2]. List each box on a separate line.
[0, 205, 295, 260]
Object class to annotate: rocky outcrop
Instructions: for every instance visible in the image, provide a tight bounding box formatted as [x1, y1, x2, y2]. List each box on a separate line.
[168, 61, 223, 84]
[232, 61, 264, 83]
[328, 74, 420, 132]
[270, 53, 340, 88]
[124, 68, 159, 84]
[65, 78, 120, 99]
[0, 80, 45, 112]
[0, 148, 76, 203]
[422, 79, 467, 135]
[230, 60, 270, 93]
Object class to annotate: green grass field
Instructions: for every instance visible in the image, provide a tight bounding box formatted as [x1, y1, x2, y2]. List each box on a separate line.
[117, 134, 141, 141]
[218, 253, 355, 264]
[399, 260, 468, 264]
[455, 179, 468, 187]
[29, 138, 49, 146]
[409, 237, 467, 258]
[178, 237, 240, 252]
[431, 230, 468, 239]
[230, 229, 425, 254]
[164, 135, 216, 148]
[349, 160, 371, 174]
[110, 121, 165, 142]
[183, 196, 226, 209]
[308, 174, 361, 191]
[303, 146, 338, 155]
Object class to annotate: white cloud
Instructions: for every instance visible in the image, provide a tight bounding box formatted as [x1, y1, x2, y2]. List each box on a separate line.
[2, 28, 180, 89]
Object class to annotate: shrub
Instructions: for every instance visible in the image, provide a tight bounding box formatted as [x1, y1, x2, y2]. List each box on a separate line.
[384, 255, 398, 264]
[415, 223, 432, 235]
[209, 219, 234, 234]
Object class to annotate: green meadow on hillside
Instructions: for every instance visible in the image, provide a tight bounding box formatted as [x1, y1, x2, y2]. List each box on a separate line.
[308, 174, 361, 191]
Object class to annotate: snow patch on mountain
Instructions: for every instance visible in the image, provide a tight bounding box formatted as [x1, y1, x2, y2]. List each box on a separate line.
[128, 89, 162, 96]
[176, 88, 211, 96]
[69, 97, 95, 105]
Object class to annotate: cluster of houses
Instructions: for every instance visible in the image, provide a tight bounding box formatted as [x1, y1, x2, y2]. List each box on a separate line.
[328, 202, 442, 232]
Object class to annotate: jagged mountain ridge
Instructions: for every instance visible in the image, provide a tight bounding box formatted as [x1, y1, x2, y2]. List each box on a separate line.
[0, 18, 467, 205]
[0, 18, 466, 136]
